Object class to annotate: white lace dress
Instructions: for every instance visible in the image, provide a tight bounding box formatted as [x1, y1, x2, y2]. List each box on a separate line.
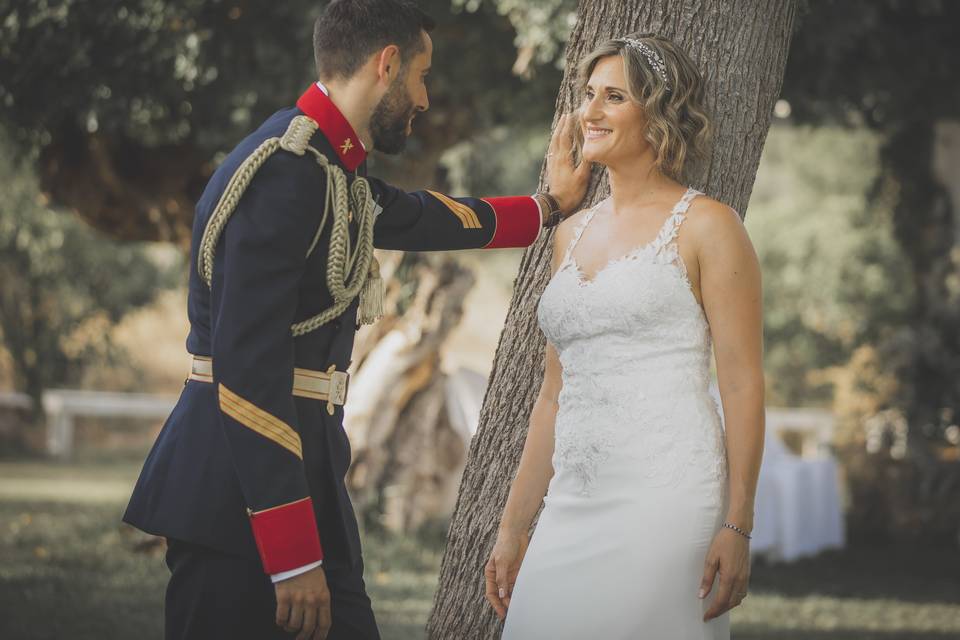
[501, 188, 730, 640]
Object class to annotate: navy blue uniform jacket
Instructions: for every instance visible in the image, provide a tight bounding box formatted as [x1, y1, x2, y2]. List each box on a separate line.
[124, 83, 542, 574]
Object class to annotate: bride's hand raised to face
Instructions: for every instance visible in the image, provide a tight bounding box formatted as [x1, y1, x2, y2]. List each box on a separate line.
[545, 113, 592, 216]
[699, 526, 751, 621]
[484, 529, 530, 620]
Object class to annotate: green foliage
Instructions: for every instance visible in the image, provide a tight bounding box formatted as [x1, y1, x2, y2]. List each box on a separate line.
[0, 133, 181, 407]
[745, 124, 912, 406]
[0, 0, 559, 153]
[783, 0, 960, 128]
[441, 125, 550, 196]
[0, 0, 319, 148]
[783, 0, 960, 423]
[0, 1, 565, 238]
[453, 0, 576, 70]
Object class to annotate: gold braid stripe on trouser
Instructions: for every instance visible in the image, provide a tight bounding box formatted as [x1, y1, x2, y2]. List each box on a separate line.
[196, 116, 383, 336]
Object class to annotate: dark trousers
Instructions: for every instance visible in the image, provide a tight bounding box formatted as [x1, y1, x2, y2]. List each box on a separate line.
[164, 539, 380, 640]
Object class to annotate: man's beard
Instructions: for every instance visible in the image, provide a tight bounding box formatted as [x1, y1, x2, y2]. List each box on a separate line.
[370, 75, 416, 154]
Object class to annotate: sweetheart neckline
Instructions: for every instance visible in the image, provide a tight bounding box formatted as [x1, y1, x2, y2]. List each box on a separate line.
[555, 249, 707, 316]
[564, 239, 663, 287]
[563, 197, 689, 285]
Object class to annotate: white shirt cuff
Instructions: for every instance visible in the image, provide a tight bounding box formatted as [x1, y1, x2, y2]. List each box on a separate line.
[270, 560, 323, 583]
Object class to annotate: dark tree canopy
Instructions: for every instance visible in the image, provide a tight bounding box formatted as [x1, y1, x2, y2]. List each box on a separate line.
[783, 0, 960, 448]
[0, 0, 560, 242]
[782, 0, 960, 127]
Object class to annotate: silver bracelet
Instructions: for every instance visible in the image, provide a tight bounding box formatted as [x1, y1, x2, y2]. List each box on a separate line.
[722, 522, 752, 540]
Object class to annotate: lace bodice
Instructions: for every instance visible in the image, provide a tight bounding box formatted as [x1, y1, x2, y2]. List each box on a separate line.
[537, 187, 727, 495]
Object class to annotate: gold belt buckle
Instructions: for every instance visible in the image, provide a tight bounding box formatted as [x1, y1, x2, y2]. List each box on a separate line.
[325, 365, 350, 415]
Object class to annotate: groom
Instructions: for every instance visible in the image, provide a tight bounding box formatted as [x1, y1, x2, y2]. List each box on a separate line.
[123, 1, 588, 638]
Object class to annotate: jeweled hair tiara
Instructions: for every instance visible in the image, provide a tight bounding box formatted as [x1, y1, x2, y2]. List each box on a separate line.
[620, 37, 671, 91]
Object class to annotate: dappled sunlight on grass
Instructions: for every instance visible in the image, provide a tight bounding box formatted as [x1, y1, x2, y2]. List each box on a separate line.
[0, 459, 440, 640]
[0, 460, 141, 504]
[734, 594, 960, 637]
[2, 460, 959, 640]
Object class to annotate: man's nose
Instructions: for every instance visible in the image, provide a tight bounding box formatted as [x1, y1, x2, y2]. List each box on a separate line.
[418, 87, 429, 112]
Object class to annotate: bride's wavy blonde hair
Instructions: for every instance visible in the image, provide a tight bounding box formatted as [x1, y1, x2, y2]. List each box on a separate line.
[577, 33, 711, 180]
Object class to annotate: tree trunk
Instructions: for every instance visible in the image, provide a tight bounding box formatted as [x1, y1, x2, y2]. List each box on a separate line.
[427, 1, 797, 637]
[877, 119, 960, 540]
[345, 255, 477, 532]
[884, 120, 959, 447]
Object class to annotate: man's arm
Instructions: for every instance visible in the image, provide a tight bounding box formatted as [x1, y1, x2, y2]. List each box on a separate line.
[209, 153, 324, 575]
[369, 113, 590, 252]
[209, 152, 333, 637]
[368, 182, 545, 251]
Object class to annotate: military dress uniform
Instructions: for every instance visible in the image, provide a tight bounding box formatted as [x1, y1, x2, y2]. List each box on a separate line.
[123, 82, 546, 639]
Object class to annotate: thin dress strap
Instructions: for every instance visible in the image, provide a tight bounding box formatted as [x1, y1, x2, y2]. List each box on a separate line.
[674, 186, 701, 215]
[652, 187, 701, 256]
[560, 202, 602, 267]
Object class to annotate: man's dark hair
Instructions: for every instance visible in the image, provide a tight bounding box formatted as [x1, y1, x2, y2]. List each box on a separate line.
[314, 0, 436, 80]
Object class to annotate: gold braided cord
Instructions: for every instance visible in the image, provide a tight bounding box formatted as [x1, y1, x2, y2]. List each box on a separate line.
[198, 137, 282, 287]
[290, 148, 378, 336]
[197, 115, 380, 337]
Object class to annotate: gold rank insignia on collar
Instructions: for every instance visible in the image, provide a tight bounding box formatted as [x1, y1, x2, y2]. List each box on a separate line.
[340, 138, 354, 154]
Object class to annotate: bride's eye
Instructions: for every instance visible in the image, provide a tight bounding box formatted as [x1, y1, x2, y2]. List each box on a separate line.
[608, 93, 624, 102]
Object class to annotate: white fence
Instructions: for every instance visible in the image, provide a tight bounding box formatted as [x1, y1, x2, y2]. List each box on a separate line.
[42, 389, 178, 458]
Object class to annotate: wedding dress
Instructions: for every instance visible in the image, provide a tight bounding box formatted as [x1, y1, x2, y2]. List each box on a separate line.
[502, 187, 730, 639]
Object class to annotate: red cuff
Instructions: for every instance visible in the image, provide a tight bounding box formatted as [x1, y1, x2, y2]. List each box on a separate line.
[248, 497, 323, 574]
[482, 197, 541, 248]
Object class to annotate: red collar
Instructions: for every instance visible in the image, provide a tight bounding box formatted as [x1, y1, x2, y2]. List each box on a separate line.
[296, 83, 366, 171]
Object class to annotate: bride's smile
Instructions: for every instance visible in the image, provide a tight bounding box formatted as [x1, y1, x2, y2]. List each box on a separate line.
[579, 54, 651, 166]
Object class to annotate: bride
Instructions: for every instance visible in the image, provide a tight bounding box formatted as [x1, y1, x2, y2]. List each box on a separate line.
[486, 33, 765, 639]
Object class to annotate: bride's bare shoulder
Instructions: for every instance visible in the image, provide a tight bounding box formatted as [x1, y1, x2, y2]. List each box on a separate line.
[688, 193, 741, 222]
[685, 194, 744, 238]
[685, 193, 756, 259]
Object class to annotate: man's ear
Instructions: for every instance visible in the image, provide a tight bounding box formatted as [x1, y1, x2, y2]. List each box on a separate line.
[375, 45, 402, 85]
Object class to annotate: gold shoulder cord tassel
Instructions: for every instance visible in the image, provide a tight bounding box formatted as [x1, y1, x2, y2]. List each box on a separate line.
[198, 115, 384, 336]
[358, 256, 383, 326]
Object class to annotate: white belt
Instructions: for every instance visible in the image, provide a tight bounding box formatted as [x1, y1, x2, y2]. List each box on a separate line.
[188, 355, 349, 415]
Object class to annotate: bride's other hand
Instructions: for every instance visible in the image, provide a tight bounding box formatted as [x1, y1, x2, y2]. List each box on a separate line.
[545, 113, 591, 216]
[484, 529, 530, 620]
[699, 527, 751, 621]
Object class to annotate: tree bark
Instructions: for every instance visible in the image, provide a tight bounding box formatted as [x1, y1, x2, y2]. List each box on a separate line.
[345, 255, 477, 532]
[427, 1, 797, 637]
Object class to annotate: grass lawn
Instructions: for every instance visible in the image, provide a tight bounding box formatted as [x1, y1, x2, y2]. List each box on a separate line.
[1, 459, 959, 639]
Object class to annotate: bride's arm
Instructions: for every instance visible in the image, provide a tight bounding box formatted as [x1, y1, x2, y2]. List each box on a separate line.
[699, 203, 764, 539]
[498, 215, 574, 535]
[498, 340, 563, 536]
[485, 218, 572, 619]
[691, 200, 765, 621]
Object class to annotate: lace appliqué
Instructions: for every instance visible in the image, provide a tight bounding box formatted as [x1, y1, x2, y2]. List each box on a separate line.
[539, 187, 727, 497]
[553, 376, 644, 496]
[553, 422, 615, 496]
